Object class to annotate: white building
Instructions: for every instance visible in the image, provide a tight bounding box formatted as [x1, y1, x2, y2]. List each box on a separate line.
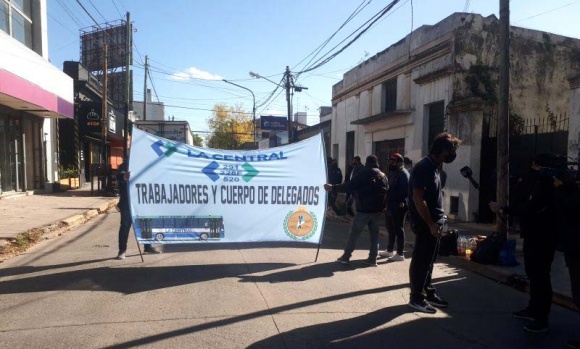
[331, 13, 580, 222]
[132, 89, 165, 121]
[0, 0, 74, 195]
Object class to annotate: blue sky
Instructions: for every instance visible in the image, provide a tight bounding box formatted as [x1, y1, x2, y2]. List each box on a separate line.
[47, 0, 580, 137]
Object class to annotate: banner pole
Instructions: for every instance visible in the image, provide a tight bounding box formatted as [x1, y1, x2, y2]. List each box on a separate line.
[314, 130, 328, 263]
[134, 232, 144, 263]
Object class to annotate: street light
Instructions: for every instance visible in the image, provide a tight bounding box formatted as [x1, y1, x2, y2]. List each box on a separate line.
[223, 79, 256, 148]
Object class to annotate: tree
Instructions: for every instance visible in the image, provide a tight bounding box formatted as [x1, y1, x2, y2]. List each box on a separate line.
[206, 103, 253, 149]
[191, 133, 204, 147]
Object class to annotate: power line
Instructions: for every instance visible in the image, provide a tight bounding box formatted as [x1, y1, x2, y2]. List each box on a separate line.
[513, 0, 580, 23]
[110, 0, 123, 17]
[86, 0, 108, 23]
[298, 0, 400, 74]
[294, 0, 373, 73]
[75, 0, 101, 28]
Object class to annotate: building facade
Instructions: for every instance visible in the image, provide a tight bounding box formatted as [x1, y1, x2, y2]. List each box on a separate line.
[0, 0, 74, 196]
[331, 13, 580, 222]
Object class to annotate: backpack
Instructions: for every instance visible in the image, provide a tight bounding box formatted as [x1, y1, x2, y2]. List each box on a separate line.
[370, 169, 389, 210]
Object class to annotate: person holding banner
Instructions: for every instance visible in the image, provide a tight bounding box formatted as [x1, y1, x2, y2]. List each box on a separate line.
[324, 155, 388, 267]
[116, 159, 161, 260]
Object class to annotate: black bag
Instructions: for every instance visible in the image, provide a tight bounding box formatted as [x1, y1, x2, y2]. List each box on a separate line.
[438, 230, 458, 256]
[370, 169, 388, 210]
[470, 233, 502, 265]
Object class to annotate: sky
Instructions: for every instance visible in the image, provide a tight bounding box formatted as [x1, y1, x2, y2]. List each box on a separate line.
[47, 0, 580, 137]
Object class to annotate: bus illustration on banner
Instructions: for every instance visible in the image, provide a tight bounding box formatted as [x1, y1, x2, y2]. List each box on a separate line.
[134, 215, 225, 243]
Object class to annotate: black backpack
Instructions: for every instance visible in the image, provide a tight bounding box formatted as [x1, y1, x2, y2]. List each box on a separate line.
[370, 169, 389, 210]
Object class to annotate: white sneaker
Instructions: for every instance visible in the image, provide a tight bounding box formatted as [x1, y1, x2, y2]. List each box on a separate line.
[378, 250, 394, 258]
[388, 253, 405, 262]
[116, 252, 126, 260]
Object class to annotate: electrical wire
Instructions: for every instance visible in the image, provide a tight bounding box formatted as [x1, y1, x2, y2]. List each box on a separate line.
[513, 0, 580, 24]
[86, 0, 108, 23]
[294, 0, 373, 73]
[298, 0, 400, 75]
[110, 0, 123, 17]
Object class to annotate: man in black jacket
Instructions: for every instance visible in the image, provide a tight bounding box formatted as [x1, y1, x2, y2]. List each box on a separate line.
[490, 153, 559, 333]
[408, 132, 461, 314]
[379, 153, 410, 262]
[324, 155, 388, 266]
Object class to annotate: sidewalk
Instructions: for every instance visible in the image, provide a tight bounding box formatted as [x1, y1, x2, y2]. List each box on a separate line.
[0, 184, 118, 256]
[326, 209, 574, 311]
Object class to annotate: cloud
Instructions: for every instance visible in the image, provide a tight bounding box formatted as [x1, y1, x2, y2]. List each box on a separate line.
[171, 67, 223, 81]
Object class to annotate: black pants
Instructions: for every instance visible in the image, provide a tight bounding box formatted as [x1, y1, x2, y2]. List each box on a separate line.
[118, 204, 132, 253]
[565, 253, 580, 312]
[409, 223, 439, 303]
[386, 208, 407, 254]
[523, 236, 556, 324]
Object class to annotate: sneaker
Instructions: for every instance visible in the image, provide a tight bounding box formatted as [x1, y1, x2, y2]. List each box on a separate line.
[116, 252, 126, 260]
[336, 255, 350, 265]
[388, 253, 405, 262]
[567, 340, 580, 348]
[143, 246, 162, 254]
[408, 300, 437, 314]
[378, 250, 394, 258]
[523, 321, 549, 333]
[362, 258, 377, 267]
[426, 294, 448, 308]
[512, 308, 535, 321]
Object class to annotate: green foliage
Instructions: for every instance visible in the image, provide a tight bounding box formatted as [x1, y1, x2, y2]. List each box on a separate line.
[191, 133, 204, 147]
[545, 102, 558, 131]
[205, 103, 253, 149]
[509, 110, 525, 136]
[59, 164, 79, 178]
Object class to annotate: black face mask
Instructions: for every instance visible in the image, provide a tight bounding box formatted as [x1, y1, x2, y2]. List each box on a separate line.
[443, 152, 457, 164]
[388, 165, 399, 172]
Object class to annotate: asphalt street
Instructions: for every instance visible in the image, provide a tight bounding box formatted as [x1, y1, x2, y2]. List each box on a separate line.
[0, 211, 577, 349]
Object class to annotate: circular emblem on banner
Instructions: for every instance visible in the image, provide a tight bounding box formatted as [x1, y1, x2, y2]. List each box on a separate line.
[283, 206, 318, 241]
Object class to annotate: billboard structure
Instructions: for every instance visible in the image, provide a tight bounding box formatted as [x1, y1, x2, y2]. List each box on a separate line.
[80, 20, 132, 108]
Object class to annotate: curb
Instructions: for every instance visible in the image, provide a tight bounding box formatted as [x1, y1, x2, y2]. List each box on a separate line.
[326, 216, 577, 312]
[0, 199, 119, 262]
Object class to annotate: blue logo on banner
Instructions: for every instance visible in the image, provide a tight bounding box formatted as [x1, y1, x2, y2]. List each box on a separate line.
[202, 161, 220, 182]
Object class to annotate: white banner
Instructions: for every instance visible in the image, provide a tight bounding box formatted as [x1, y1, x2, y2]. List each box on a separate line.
[128, 127, 327, 244]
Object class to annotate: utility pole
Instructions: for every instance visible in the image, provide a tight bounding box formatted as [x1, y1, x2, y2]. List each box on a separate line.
[123, 12, 131, 159]
[285, 66, 292, 144]
[143, 55, 148, 121]
[101, 44, 108, 191]
[497, 0, 510, 240]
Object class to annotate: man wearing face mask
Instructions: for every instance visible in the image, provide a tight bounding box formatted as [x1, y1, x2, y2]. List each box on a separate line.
[408, 132, 461, 314]
[489, 153, 559, 333]
[379, 153, 410, 261]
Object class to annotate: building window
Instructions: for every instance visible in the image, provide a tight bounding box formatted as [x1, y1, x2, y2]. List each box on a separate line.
[428, 101, 445, 147]
[450, 196, 459, 215]
[0, 2, 8, 33]
[384, 78, 397, 112]
[1, 0, 33, 49]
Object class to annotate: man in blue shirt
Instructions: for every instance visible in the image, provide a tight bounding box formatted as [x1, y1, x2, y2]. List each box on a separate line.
[408, 133, 461, 313]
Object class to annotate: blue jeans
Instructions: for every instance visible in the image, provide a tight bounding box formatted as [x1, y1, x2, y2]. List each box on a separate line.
[342, 212, 381, 260]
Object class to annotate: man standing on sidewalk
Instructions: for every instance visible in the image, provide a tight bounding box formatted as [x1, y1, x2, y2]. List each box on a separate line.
[408, 132, 461, 313]
[490, 154, 559, 333]
[324, 155, 388, 267]
[379, 153, 410, 262]
[116, 158, 161, 260]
